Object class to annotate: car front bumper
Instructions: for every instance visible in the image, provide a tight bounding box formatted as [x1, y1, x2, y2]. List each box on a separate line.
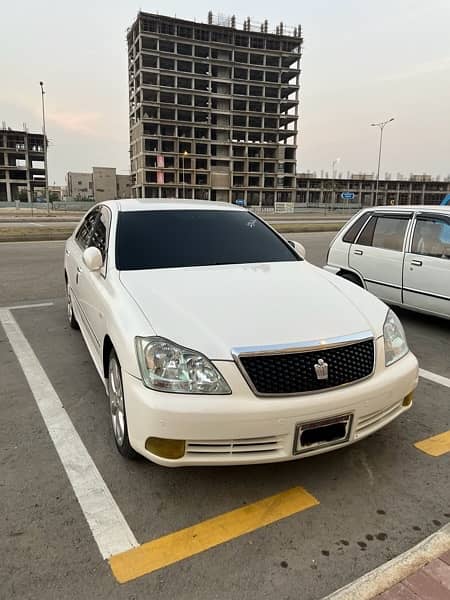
[123, 340, 418, 466]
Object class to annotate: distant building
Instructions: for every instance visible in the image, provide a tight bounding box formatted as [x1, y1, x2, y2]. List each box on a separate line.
[66, 168, 132, 201]
[66, 172, 93, 199]
[0, 125, 47, 202]
[296, 173, 450, 207]
[127, 11, 302, 205]
[116, 174, 132, 198]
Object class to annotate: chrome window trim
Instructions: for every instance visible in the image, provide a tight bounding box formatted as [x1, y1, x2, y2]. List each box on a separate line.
[232, 330, 376, 398]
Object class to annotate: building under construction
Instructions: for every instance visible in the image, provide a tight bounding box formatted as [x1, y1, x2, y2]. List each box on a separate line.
[127, 12, 302, 205]
[0, 125, 46, 202]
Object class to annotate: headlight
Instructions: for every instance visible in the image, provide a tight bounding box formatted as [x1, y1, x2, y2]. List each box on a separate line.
[383, 310, 408, 366]
[135, 337, 231, 394]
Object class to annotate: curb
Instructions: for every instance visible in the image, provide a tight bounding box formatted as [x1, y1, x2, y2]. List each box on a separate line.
[322, 523, 450, 600]
[0, 222, 342, 243]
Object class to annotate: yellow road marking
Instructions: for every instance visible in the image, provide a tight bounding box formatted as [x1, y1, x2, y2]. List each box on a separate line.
[109, 486, 319, 583]
[415, 430, 450, 457]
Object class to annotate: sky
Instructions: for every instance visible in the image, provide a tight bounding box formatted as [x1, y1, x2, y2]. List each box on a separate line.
[2, 0, 450, 185]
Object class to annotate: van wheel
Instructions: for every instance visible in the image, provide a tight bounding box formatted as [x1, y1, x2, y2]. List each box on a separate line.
[108, 350, 138, 460]
[339, 272, 364, 287]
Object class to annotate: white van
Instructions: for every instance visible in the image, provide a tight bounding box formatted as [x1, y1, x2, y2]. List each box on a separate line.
[325, 206, 450, 319]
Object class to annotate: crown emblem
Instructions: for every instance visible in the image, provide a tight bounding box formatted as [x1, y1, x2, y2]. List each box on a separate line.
[314, 358, 328, 380]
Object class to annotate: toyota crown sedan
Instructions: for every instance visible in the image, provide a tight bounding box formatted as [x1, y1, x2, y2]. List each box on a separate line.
[64, 199, 418, 466]
[325, 206, 450, 319]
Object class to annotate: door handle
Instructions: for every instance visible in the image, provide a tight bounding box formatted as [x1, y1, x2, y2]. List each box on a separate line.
[65, 249, 70, 256]
[354, 249, 363, 255]
[411, 260, 422, 267]
[76, 266, 83, 274]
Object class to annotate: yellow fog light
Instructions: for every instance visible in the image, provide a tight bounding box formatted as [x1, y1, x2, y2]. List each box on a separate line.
[145, 437, 185, 459]
[402, 392, 414, 407]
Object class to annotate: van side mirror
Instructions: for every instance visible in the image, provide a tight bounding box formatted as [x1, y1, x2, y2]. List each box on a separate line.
[289, 240, 306, 259]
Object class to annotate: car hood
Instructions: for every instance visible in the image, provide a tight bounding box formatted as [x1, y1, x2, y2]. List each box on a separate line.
[119, 261, 388, 360]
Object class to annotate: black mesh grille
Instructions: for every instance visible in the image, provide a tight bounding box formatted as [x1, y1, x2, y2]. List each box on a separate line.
[239, 339, 374, 395]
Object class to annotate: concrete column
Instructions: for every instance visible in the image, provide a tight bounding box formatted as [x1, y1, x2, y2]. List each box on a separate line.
[6, 179, 12, 203]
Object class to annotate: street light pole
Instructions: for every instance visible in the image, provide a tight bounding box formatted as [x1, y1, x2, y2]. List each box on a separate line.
[371, 117, 394, 206]
[331, 158, 340, 211]
[182, 150, 188, 199]
[39, 81, 50, 215]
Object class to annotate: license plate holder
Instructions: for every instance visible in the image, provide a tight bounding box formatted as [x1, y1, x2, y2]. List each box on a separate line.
[293, 414, 353, 455]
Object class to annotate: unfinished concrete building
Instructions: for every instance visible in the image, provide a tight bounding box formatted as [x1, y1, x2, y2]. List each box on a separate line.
[127, 12, 302, 205]
[0, 125, 46, 202]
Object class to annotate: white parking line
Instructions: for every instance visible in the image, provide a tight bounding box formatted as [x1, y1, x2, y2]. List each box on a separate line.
[4, 302, 54, 310]
[419, 368, 450, 389]
[0, 308, 138, 559]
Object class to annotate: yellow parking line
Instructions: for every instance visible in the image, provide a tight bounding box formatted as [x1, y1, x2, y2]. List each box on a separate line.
[415, 430, 450, 457]
[109, 486, 319, 583]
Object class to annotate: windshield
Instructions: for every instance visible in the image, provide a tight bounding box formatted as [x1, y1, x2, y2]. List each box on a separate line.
[116, 209, 299, 270]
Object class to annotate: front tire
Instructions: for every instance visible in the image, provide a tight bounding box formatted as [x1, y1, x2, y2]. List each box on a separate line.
[108, 350, 138, 459]
[66, 284, 79, 330]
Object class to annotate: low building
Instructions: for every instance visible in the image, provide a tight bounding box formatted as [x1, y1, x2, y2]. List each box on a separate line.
[296, 173, 450, 207]
[0, 125, 46, 202]
[66, 168, 132, 202]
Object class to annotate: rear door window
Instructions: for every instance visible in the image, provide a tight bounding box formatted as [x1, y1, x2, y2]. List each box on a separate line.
[357, 215, 409, 251]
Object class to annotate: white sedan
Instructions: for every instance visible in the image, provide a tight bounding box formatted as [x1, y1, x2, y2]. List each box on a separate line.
[325, 205, 450, 319]
[64, 199, 418, 466]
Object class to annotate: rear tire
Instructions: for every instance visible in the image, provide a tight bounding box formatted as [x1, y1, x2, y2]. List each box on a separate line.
[66, 284, 79, 330]
[339, 272, 364, 287]
[108, 350, 138, 460]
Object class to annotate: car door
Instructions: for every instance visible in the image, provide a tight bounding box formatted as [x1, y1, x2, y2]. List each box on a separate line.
[403, 213, 450, 318]
[76, 206, 111, 356]
[349, 212, 412, 304]
[66, 207, 100, 309]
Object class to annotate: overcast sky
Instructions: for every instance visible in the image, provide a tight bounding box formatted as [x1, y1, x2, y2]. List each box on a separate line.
[2, 0, 449, 184]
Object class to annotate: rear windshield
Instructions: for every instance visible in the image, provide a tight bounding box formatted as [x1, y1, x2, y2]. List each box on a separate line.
[116, 210, 299, 270]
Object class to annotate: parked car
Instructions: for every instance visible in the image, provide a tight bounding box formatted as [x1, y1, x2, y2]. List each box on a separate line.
[64, 199, 418, 466]
[325, 206, 450, 320]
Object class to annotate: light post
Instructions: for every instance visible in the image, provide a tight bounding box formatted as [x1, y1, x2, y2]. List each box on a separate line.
[181, 150, 188, 198]
[330, 157, 340, 211]
[371, 117, 394, 206]
[39, 81, 50, 215]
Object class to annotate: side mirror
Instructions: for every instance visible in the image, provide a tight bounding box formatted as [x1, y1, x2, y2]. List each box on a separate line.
[83, 246, 103, 271]
[289, 240, 306, 259]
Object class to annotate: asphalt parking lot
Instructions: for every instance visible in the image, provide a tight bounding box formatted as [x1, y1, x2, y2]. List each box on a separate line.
[1, 233, 449, 600]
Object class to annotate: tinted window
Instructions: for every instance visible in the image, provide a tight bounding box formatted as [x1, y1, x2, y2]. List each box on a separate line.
[358, 215, 408, 251]
[357, 215, 377, 246]
[116, 210, 298, 270]
[90, 207, 110, 261]
[343, 212, 372, 243]
[75, 209, 99, 250]
[412, 217, 450, 259]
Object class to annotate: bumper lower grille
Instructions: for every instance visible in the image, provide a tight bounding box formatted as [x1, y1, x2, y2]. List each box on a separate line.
[186, 436, 283, 456]
[238, 339, 374, 396]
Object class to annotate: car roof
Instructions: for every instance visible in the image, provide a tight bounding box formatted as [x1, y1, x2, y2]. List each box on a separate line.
[101, 198, 246, 212]
[363, 205, 450, 214]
